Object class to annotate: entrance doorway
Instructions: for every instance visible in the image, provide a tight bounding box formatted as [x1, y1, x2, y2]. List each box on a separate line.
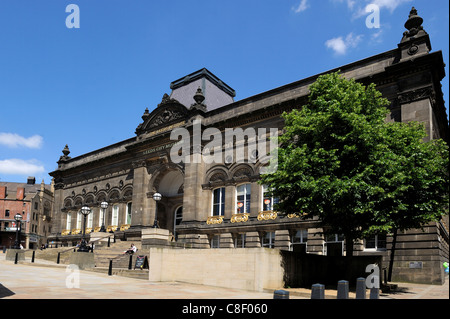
[174, 206, 183, 240]
[152, 168, 184, 235]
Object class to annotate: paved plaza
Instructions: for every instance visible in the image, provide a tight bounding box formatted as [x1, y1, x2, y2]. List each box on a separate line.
[0, 253, 448, 300]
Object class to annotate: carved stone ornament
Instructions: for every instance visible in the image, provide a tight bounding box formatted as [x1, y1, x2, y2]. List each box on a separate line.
[158, 93, 180, 107]
[148, 108, 185, 129]
[398, 86, 433, 104]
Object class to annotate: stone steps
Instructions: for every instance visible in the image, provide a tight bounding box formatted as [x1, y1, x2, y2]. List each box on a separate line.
[92, 239, 148, 270]
[87, 267, 149, 280]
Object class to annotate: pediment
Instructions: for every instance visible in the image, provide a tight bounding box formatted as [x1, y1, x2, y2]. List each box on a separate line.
[135, 94, 188, 135]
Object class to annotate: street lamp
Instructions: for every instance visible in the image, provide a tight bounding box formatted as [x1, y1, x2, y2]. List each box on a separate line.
[78, 206, 91, 252]
[100, 201, 108, 232]
[13, 214, 23, 249]
[152, 192, 162, 228]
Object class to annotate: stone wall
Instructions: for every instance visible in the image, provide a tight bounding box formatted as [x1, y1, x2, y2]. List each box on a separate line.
[148, 247, 284, 292]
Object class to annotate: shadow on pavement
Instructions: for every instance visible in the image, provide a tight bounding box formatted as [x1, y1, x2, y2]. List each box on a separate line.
[0, 283, 15, 298]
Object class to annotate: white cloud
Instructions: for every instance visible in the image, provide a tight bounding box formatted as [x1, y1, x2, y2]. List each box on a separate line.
[371, 29, 384, 42]
[0, 159, 45, 176]
[0, 133, 43, 149]
[371, 0, 412, 12]
[332, 0, 356, 10]
[292, 0, 309, 13]
[325, 32, 363, 55]
[349, 0, 413, 18]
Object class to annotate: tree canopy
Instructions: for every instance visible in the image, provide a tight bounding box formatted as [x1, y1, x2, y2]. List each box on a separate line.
[260, 72, 449, 254]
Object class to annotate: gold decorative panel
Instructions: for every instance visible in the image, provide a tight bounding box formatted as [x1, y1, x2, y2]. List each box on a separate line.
[231, 213, 249, 223]
[257, 210, 278, 221]
[207, 215, 224, 225]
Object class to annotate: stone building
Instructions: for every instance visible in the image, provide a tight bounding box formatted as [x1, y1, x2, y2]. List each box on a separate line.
[48, 8, 448, 284]
[0, 177, 54, 250]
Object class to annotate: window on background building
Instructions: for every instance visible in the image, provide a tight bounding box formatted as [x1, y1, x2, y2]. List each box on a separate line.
[365, 234, 387, 251]
[212, 187, 225, 216]
[211, 235, 220, 248]
[112, 205, 119, 226]
[291, 229, 308, 252]
[236, 184, 251, 214]
[324, 233, 345, 256]
[325, 233, 345, 243]
[5, 210, 10, 217]
[262, 185, 279, 211]
[126, 202, 132, 224]
[262, 232, 275, 248]
[99, 208, 104, 227]
[234, 233, 246, 248]
[87, 210, 93, 229]
[76, 211, 82, 229]
[66, 213, 71, 230]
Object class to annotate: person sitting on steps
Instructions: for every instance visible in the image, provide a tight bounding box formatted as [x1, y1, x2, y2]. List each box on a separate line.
[124, 243, 137, 255]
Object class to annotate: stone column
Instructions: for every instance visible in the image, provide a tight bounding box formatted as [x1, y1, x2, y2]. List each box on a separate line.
[52, 183, 65, 235]
[224, 185, 235, 219]
[131, 161, 152, 228]
[183, 151, 207, 222]
[274, 230, 291, 251]
[220, 233, 234, 248]
[250, 181, 261, 218]
[245, 231, 261, 248]
[401, 97, 433, 142]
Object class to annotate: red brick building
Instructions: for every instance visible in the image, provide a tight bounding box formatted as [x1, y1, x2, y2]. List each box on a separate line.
[0, 177, 54, 249]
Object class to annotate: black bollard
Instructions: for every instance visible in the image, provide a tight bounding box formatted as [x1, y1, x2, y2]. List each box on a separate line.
[311, 284, 325, 299]
[14, 252, 18, 264]
[273, 290, 289, 299]
[356, 277, 366, 299]
[107, 237, 110, 248]
[108, 260, 113, 276]
[370, 287, 380, 299]
[143, 256, 149, 269]
[57, 252, 61, 264]
[337, 280, 349, 299]
[31, 250, 35, 263]
[128, 254, 133, 270]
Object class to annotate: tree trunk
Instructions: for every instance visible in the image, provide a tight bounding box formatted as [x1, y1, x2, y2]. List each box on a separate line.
[388, 229, 398, 282]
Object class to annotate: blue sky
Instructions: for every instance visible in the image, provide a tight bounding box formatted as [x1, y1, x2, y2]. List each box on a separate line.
[0, 0, 448, 184]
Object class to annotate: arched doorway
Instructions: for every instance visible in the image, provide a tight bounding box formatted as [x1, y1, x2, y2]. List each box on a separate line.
[174, 206, 183, 240]
[151, 168, 184, 234]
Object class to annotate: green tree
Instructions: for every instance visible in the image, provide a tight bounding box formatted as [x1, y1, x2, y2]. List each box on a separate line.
[260, 72, 449, 258]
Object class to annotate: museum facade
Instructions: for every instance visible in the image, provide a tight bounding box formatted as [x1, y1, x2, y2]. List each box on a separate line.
[48, 8, 449, 284]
